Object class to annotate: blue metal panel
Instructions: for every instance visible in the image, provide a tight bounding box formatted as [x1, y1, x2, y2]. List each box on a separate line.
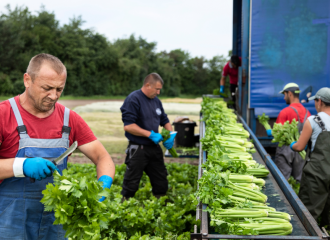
[249, 0, 330, 117]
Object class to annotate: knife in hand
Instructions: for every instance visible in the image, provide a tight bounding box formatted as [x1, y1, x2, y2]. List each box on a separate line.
[30, 141, 78, 183]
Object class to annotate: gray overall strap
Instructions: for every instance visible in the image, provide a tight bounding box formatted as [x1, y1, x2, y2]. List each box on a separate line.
[302, 108, 308, 123]
[62, 107, 71, 139]
[289, 106, 301, 122]
[314, 115, 327, 132]
[8, 97, 29, 139]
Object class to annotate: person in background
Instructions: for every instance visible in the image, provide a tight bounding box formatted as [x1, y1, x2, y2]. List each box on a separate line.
[0, 53, 115, 239]
[120, 73, 176, 201]
[291, 87, 330, 229]
[268, 83, 311, 182]
[220, 55, 241, 108]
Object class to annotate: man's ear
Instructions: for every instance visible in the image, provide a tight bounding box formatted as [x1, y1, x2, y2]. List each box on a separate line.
[23, 73, 32, 88]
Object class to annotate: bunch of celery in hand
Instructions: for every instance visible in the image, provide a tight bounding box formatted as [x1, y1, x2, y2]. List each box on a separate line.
[258, 113, 271, 131]
[272, 119, 306, 159]
[161, 128, 179, 157]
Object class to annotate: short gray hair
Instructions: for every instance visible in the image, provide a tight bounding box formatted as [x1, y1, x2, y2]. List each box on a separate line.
[143, 73, 164, 86]
[26, 53, 66, 81]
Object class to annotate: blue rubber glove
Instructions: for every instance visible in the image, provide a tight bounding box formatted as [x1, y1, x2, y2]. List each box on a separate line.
[98, 175, 113, 202]
[163, 132, 177, 149]
[290, 141, 297, 151]
[148, 130, 163, 144]
[220, 85, 225, 93]
[23, 158, 59, 181]
[266, 129, 272, 137]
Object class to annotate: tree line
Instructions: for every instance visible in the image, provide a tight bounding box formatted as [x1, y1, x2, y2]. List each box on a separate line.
[0, 5, 228, 97]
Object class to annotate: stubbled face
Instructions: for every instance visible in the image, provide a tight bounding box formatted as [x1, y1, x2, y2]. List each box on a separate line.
[24, 64, 66, 112]
[146, 81, 163, 99]
[315, 99, 321, 112]
[284, 92, 290, 104]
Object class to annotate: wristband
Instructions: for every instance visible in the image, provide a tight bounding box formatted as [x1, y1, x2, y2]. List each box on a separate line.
[13, 158, 26, 177]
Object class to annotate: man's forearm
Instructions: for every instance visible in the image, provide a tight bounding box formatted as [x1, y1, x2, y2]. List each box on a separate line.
[124, 124, 151, 137]
[96, 155, 115, 179]
[0, 158, 15, 180]
[220, 76, 226, 86]
[164, 122, 173, 132]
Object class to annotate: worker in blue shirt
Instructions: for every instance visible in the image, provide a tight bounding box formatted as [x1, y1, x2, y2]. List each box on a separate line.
[120, 73, 176, 200]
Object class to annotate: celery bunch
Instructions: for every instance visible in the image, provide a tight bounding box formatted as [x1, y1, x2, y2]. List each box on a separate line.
[257, 113, 271, 130]
[272, 119, 306, 159]
[161, 128, 179, 157]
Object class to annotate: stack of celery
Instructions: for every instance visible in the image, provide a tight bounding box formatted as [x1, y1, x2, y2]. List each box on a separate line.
[197, 97, 293, 236]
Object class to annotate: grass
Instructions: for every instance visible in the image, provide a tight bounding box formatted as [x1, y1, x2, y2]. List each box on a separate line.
[79, 112, 200, 154]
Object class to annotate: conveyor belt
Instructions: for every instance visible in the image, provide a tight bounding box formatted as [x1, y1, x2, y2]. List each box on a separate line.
[252, 150, 308, 236]
[192, 115, 328, 240]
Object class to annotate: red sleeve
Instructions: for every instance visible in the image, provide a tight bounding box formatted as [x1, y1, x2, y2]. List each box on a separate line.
[222, 62, 229, 76]
[276, 109, 289, 124]
[68, 111, 97, 147]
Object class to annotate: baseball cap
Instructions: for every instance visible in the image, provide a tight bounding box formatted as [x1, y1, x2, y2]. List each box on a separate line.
[279, 83, 301, 94]
[308, 87, 330, 103]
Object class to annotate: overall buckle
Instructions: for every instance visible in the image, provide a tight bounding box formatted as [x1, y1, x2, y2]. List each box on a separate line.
[17, 125, 27, 134]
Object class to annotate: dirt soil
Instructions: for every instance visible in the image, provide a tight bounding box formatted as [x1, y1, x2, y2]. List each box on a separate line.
[68, 153, 199, 165]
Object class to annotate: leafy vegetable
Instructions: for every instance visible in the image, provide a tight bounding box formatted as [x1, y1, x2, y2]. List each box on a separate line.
[272, 119, 306, 159]
[42, 163, 199, 240]
[161, 128, 179, 157]
[257, 113, 271, 130]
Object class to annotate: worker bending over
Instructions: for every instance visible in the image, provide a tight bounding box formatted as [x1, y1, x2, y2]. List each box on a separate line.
[291, 87, 330, 229]
[268, 83, 310, 182]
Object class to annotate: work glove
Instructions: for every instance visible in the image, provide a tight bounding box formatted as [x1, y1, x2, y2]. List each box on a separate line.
[163, 132, 177, 150]
[23, 157, 59, 181]
[290, 141, 296, 151]
[98, 175, 113, 202]
[148, 130, 163, 144]
[266, 129, 272, 137]
[220, 85, 225, 93]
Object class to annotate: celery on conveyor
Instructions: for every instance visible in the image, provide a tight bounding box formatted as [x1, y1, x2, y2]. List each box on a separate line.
[228, 183, 267, 203]
[229, 174, 266, 186]
[213, 209, 269, 218]
[227, 153, 253, 160]
[238, 222, 292, 235]
[246, 168, 270, 178]
[227, 195, 267, 206]
[234, 183, 260, 191]
[217, 136, 245, 145]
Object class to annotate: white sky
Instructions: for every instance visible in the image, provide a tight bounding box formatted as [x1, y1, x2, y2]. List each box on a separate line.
[2, 0, 233, 60]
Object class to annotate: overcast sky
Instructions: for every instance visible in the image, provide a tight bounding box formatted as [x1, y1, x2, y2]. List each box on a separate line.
[2, 0, 233, 60]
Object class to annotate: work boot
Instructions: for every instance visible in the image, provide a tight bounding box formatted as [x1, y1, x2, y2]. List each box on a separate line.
[153, 194, 166, 199]
[120, 196, 128, 203]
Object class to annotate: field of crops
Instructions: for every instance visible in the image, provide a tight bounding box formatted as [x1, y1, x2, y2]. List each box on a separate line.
[42, 163, 199, 240]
